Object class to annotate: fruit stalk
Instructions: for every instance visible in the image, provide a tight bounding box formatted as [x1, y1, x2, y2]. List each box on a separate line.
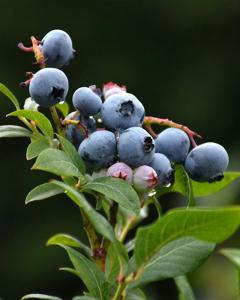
[144, 116, 200, 147]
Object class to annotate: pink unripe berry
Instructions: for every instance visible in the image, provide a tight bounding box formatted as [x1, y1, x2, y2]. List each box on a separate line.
[107, 162, 133, 183]
[103, 82, 127, 99]
[133, 165, 158, 192]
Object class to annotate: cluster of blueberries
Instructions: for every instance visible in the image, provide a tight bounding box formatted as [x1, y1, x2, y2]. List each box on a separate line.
[22, 29, 229, 193]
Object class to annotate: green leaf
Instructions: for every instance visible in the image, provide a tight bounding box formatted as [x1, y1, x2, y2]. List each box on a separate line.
[25, 182, 63, 204]
[26, 138, 50, 160]
[8, 110, 54, 139]
[47, 233, 91, 257]
[0, 125, 32, 138]
[134, 207, 240, 268]
[132, 237, 214, 287]
[220, 248, 240, 268]
[82, 177, 140, 215]
[191, 172, 240, 197]
[220, 248, 240, 300]
[57, 134, 85, 174]
[157, 165, 194, 206]
[21, 294, 62, 300]
[175, 275, 196, 300]
[56, 102, 69, 117]
[125, 289, 147, 300]
[51, 180, 128, 273]
[55, 245, 108, 300]
[32, 148, 83, 178]
[105, 244, 120, 284]
[0, 83, 20, 110]
[157, 167, 240, 200]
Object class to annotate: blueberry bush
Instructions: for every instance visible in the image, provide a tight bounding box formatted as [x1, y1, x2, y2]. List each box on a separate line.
[1, 29, 240, 300]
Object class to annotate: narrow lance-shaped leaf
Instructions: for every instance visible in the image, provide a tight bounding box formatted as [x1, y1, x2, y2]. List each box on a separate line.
[220, 248, 240, 300]
[82, 177, 140, 215]
[56, 102, 69, 117]
[26, 138, 50, 160]
[0, 83, 20, 110]
[25, 182, 66, 204]
[0, 125, 32, 138]
[131, 237, 215, 287]
[21, 294, 62, 300]
[134, 207, 240, 267]
[47, 233, 91, 257]
[191, 172, 240, 198]
[32, 148, 83, 178]
[57, 134, 85, 174]
[54, 245, 108, 300]
[220, 248, 240, 268]
[175, 275, 196, 300]
[51, 180, 128, 273]
[8, 110, 54, 139]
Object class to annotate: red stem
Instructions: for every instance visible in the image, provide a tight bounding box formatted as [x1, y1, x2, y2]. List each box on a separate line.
[144, 116, 201, 148]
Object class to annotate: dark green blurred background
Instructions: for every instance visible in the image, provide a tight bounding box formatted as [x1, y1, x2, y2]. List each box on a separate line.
[1, 0, 240, 299]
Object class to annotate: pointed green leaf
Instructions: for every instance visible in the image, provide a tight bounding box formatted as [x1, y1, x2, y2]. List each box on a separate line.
[21, 294, 62, 300]
[82, 177, 140, 215]
[0, 83, 20, 110]
[0, 125, 32, 138]
[191, 172, 240, 197]
[56, 102, 69, 117]
[32, 149, 83, 178]
[175, 275, 196, 300]
[57, 134, 85, 174]
[55, 245, 108, 300]
[220, 248, 240, 268]
[25, 182, 63, 204]
[8, 110, 54, 138]
[134, 207, 240, 268]
[47, 233, 91, 257]
[132, 237, 214, 287]
[51, 180, 128, 273]
[157, 165, 194, 206]
[105, 244, 120, 283]
[26, 138, 50, 160]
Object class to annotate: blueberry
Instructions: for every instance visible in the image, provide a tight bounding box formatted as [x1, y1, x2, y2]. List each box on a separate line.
[72, 87, 102, 116]
[79, 130, 117, 171]
[117, 127, 155, 167]
[148, 153, 173, 187]
[155, 128, 190, 163]
[107, 162, 133, 183]
[133, 165, 158, 192]
[65, 112, 96, 149]
[41, 29, 75, 68]
[29, 68, 69, 107]
[184, 142, 229, 182]
[101, 92, 145, 131]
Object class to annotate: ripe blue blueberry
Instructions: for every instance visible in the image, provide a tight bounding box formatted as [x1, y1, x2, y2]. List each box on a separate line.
[65, 112, 96, 149]
[101, 92, 145, 131]
[148, 153, 173, 187]
[107, 162, 133, 183]
[79, 130, 117, 171]
[41, 29, 75, 68]
[72, 87, 102, 116]
[184, 142, 229, 182]
[117, 127, 155, 167]
[29, 68, 69, 107]
[155, 128, 190, 163]
[133, 165, 158, 192]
